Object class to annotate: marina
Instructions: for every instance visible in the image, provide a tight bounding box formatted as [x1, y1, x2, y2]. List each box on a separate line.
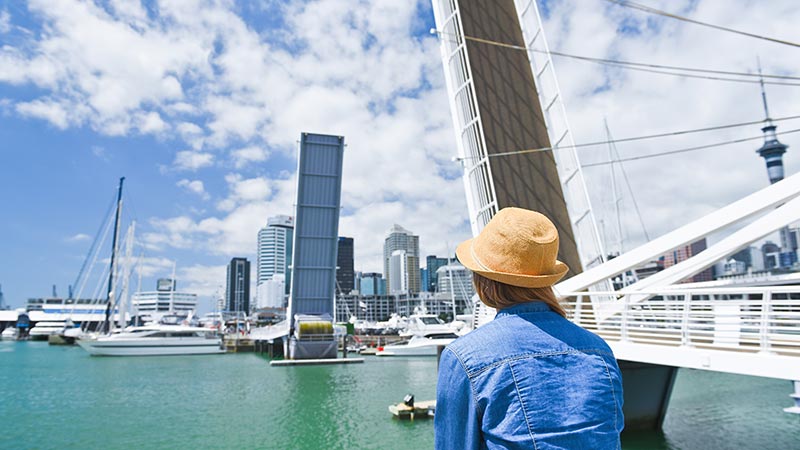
[1, 340, 797, 449]
[2, 0, 800, 448]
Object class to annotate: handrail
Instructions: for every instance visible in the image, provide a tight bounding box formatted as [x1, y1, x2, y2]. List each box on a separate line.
[563, 286, 800, 357]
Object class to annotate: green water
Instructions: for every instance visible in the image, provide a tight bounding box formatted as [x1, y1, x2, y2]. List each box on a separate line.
[1, 341, 797, 449]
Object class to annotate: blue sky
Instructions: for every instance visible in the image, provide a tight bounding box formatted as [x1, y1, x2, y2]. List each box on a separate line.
[0, 0, 467, 309]
[2, 0, 800, 309]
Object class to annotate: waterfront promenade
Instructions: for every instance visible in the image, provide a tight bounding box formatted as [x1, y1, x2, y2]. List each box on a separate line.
[1, 340, 797, 449]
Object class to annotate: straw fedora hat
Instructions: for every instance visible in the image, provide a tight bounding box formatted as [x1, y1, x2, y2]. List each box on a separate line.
[456, 207, 569, 288]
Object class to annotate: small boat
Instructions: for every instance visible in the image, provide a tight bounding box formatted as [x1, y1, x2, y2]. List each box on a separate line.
[29, 321, 68, 341]
[388, 394, 435, 420]
[1, 327, 18, 341]
[77, 325, 225, 356]
[376, 332, 458, 357]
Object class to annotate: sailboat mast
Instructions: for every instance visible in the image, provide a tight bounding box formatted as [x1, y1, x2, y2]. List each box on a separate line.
[104, 177, 125, 331]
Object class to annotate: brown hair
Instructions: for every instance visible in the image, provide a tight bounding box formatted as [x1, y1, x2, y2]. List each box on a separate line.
[473, 273, 566, 317]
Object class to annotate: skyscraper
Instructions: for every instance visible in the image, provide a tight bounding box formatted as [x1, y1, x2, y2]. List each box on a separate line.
[336, 237, 354, 295]
[756, 75, 791, 251]
[389, 249, 409, 294]
[383, 224, 420, 294]
[426, 255, 450, 292]
[226, 257, 250, 313]
[257, 215, 294, 298]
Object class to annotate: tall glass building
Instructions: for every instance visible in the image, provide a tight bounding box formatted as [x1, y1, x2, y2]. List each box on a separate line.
[336, 237, 355, 295]
[383, 224, 420, 294]
[257, 215, 294, 298]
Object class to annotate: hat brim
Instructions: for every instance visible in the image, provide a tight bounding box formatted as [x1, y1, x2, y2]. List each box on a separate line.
[456, 238, 569, 288]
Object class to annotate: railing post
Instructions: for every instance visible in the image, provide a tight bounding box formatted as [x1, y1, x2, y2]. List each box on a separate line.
[681, 292, 692, 347]
[621, 294, 629, 342]
[759, 290, 772, 354]
[573, 295, 583, 325]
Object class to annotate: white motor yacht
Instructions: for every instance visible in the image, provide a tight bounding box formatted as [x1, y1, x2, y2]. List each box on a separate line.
[29, 321, 68, 340]
[1, 327, 19, 340]
[77, 325, 225, 356]
[376, 332, 459, 357]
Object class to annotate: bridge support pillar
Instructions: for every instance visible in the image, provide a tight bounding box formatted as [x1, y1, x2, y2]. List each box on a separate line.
[619, 360, 678, 430]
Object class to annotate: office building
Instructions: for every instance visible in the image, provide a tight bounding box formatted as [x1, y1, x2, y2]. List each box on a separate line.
[256, 215, 293, 298]
[389, 249, 409, 294]
[131, 278, 198, 314]
[359, 272, 385, 296]
[426, 255, 450, 292]
[226, 257, 251, 313]
[383, 224, 420, 293]
[336, 237, 355, 295]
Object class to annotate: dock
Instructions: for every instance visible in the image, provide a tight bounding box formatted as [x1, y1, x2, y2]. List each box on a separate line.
[270, 358, 364, 366]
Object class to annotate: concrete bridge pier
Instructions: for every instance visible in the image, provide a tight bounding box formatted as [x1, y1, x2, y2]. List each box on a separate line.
[619, 360, 678, 430]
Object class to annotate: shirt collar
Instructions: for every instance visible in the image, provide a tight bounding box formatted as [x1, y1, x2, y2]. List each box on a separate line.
[495, 301, 552, 317]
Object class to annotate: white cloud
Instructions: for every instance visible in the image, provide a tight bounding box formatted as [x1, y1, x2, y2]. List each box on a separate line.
[173, 150, 214, 171]
[66, 233, 91, 243]
[232, 146, 269, 169]
[0, 10, 11, 33]
[178, 264, 227, 299]
[177, 179, 210, 200]
[91, 145, 108, 160]
[16, 99, 69, 129]
[18, 0, 793, 275]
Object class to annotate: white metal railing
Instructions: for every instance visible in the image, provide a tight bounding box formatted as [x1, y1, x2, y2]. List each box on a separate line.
[564, 286, 800, 357]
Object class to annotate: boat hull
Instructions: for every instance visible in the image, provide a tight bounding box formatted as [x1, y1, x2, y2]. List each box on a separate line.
[48, 334, 75, 345]
[77, 338, 225, 356]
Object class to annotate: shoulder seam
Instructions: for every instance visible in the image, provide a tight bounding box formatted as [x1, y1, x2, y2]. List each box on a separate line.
[467, 348, 615, 377]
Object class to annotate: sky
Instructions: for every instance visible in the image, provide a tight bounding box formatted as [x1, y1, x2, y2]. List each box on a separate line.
[1, 0, 799, 310]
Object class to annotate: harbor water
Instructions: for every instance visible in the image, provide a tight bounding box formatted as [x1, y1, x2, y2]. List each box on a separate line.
[1, 341, 797, 449]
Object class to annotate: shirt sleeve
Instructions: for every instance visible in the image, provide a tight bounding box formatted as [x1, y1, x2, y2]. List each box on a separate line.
[434, 348, 482, 450]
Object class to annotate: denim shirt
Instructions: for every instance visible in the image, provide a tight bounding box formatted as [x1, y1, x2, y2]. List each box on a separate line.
[435, 302, 624, 450]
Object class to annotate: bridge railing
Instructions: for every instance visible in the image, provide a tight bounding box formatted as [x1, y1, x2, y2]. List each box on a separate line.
[563, 287, 800, 357]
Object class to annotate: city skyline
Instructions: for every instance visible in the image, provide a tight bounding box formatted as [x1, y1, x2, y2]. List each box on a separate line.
[2, 1, 800, 308]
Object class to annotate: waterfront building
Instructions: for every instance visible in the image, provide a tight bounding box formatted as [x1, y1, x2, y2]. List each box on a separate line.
[762, 241, 781, 269]
[336, 237, 355, 295]
[256, 215, 293, 299]
[256, 274, 285, 309]
[333, 293, 455, 323]
[660, 239, 713, 282]
[729, 246, 766, 272]
[225, 257, 250, 313]
[425, 255, 449, 292]
[722, 259, 747, 276]
[436, 263, 476, 310]
[383, 224, 420, 293]
[420, 268, 429, 293]
[131, 278, 198, 314]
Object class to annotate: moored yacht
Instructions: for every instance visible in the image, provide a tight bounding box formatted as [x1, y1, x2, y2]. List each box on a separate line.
[376, 332, 459, 357]
[77, 325, 225, 356]
[29, 321, 68, 341]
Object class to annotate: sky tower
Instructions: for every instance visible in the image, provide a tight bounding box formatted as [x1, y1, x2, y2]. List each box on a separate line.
[756, 74, 791, 251]
[757, 76, 788, 185]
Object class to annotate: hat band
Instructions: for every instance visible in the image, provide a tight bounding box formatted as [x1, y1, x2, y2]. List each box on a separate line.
[470, 241, 493, 272]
